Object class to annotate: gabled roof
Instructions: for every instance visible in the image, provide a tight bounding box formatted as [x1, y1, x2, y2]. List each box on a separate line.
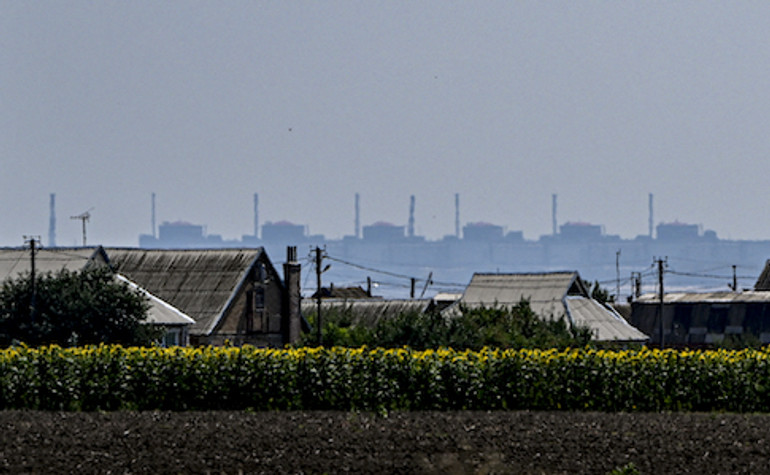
[115, 274, 196, 327]
[301, 299, 430, 327]
[565, 296, 648, 342]
[0, 247, 108, 282]
[449, 271, 647, 342]
[459, 272, 588, 319]
[312, 286, 373, 300]
[755, 260, 770, 290]
[105, 248, 271, 335]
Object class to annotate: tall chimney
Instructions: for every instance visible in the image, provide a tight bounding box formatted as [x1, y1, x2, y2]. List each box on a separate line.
[649, 193, 654, 239]
[151, 192, 156, 238]
[355, 193, 360, 239]
[283, 246, 302, 344]
[552, 194, 558, 236]
[455, 193, 460, 239]
[48, 193, 56, 247]
[253, 193, 259, 238]
[408, 195, 415, 238]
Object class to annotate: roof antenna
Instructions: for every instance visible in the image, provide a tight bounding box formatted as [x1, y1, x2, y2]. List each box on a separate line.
[70, 208, 94, 246]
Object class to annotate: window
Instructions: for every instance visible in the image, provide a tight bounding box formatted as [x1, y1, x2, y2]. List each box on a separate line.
[247, 287, 266, 333]
[162, 329, 180, 347]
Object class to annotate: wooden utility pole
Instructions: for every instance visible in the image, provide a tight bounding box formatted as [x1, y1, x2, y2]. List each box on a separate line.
[732, 265, 738, 291]
[24, 236, 40, 322]
[615, 249, 621, 302]
[656, 257, 667, 349]
[315, 247, 323, 346]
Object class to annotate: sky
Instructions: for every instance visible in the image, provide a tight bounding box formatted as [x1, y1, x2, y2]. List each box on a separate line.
[3, 2, 770, 248]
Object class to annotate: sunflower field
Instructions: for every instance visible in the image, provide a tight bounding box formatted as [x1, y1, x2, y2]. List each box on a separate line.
[0, 344, 769, 412]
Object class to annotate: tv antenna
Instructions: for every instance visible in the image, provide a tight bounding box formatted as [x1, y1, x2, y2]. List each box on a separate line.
[70, 208, 94, 246]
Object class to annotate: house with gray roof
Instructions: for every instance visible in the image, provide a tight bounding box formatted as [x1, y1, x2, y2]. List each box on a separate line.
[0, 246, 303, 347]
[0, 246, 194, 346]
[105, 246, 302, 346]
[448, 272, 648, 343]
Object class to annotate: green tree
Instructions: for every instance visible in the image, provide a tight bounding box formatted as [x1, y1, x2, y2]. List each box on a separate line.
[0, 267, 159, 347]
[300, 300, 593, 350]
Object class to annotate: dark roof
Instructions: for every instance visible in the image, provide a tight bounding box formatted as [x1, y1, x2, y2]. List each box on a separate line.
[755, 260, 770, 290]
[311, 286, 372, 300]
[105, 248, 268, 335]
[301, 299, 430, 327]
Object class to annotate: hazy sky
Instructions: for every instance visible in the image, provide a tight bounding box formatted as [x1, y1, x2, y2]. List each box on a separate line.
[3, 2, 770, 247]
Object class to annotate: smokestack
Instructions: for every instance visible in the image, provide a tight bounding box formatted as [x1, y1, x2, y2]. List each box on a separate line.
[408, 195, 415, 238]
[649, 193, 654, 239]
[151, 192, 156, 238]
[355, 193, 360, 239]
[283, 246, 302, 344]
[455, 193, 460, 239]
[48, 193, 56, 247]
[253, 193, 259, 238]
[552, 194, 558, 236]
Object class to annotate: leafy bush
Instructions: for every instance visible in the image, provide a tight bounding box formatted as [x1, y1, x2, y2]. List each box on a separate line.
[300, 300, 592, 350]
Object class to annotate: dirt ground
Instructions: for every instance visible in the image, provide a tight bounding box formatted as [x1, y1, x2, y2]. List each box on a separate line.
[0, 411, 767, 474]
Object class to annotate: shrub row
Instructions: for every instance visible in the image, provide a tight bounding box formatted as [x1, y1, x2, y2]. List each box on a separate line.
[0, 345, 769, 412]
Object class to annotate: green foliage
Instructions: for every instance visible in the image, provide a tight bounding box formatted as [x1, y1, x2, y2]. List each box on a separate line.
[608, 463, 640, 475]
[581, 278, 614, 304]
[300, 300, 593, 350]
[0, 268, 159, 347]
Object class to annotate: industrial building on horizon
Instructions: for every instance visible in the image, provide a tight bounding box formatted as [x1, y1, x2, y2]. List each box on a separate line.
[40, 191, 769, 299]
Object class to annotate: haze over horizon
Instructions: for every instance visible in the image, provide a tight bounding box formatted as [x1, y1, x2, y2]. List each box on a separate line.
[4, 2, 770, 248]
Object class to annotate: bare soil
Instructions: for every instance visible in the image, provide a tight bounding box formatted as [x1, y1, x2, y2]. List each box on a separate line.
[0, 411, 767, 474]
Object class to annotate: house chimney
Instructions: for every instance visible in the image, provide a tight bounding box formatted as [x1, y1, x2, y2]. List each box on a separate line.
[283, 246, 302, 344]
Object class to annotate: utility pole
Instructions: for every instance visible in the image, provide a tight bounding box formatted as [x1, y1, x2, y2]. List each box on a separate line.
[24, 236, 40, 322]
[314, 246, 328, 346]
[630, 272, 642, 300]
[731, 265, 738, 292]
[615, 249, 621, 302]
[656, 257, 668, 349]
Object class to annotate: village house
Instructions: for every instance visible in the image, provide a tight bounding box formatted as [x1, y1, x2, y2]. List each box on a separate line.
[0, 245, 303, 347]
[105, 246, 303, 346]
[446, 272, 649, 343]
[0, 246, 195, 346]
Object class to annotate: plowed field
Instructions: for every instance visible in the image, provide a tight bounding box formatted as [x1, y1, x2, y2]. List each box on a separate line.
[0, 411, 767, 474]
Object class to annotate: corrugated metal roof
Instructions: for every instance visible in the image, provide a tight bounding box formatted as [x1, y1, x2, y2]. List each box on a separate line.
[636, 291, 770, 304]
[0, 247, 106, 282]
[301, 299, 430, 327]
[565, 296, 648, 342]
[116, 274, 195, 327]
[106, 248, 264, 335]
[459, 272, 585, 319]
